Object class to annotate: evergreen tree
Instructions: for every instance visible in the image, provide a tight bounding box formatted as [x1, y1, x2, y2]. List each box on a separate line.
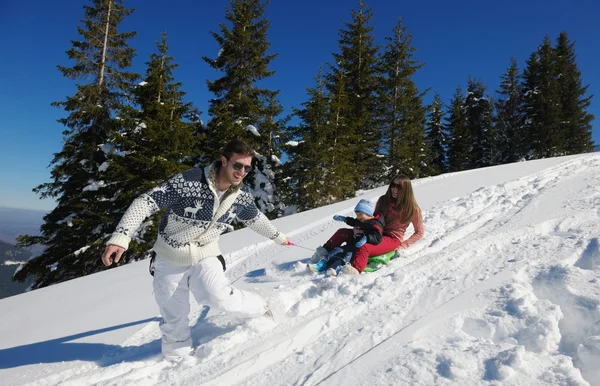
[102, 32, 202, 262]
[322, 62, 357, 203]
[464, 77, 495, 168]
[202, 0, 285, 218]
[425, 93, 447, 174]
[446, 86, 470, 172]
[327, 0, 382, 188]
[15, 0, 138, 288]
[377, 17, 428, 179]
[554, 32, 594, 154]
[494, 57, 526, 163]
[522, 36, 562, 158]
[284, 68, 335, 210]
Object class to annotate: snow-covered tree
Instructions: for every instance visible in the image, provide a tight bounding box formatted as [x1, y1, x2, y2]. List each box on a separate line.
[464, 77, 495, 168]
[377, 17, 428, 179]
[425, 93, 447, 174]
[523, 33, 594, 158]
[446, 86, 470, 172]
[103, 32, 202, 263]
[494, 57, 526, 163]
[327, 0, 382, 188]
[554, 32, 594, 154]
[522, 36, 561, 158]
[284, 69, 332, 211]
[202, 0, 285, 218]
[16, 0, 138, 288]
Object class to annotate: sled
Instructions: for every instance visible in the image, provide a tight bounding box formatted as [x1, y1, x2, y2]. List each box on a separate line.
[363, 250, 399, 273]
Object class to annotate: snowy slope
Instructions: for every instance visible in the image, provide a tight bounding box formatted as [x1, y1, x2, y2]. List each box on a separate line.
[1, 154, 599, 386]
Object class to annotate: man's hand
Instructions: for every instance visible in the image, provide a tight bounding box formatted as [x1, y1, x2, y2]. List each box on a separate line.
[333, 215, 346, 222]
[398, 243, 408, 250]
[281, 237, 294, 246]
[101, 244, 125, 266]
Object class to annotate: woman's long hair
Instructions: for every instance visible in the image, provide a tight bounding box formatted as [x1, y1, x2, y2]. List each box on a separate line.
[377, 174, 420, 223]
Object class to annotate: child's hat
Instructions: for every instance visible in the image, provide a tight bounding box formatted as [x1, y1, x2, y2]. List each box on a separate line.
[354, 199, 374, 216]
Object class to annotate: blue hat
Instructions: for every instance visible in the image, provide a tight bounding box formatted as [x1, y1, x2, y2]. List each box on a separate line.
[354, 199, 374, 216]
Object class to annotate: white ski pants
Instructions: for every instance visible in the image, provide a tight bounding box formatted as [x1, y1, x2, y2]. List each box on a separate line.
[153, 255, 267, 359]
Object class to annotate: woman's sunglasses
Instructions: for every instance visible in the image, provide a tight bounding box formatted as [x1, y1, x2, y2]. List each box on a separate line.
[231, 162, 252, 173]
[390, 182, 401, 189]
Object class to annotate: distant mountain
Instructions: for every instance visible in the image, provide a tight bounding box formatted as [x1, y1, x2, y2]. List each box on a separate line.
[0, 240, 34, 299]
[0, 206, 45, 243]
[594, 144, 600, 152]
[0, 207, 46, 298]
[0, 206, 46, 257]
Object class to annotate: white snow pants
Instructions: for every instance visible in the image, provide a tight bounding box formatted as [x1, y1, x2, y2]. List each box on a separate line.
[153, 255, 267, 360]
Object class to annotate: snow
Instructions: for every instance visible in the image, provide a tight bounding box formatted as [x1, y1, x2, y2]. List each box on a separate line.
[73, 246, 90, 256]
[46, 262, 59, 272]
[98, 143, 116, 155]
[2, 154, 600, 386]
[82, 180, 106, 192]
[56, 213, 76, 227]
[245, 125, 260, 137]
[134, 122, 147, 134]
[270, 154, 282, 165]
[3, 260, 26, 266]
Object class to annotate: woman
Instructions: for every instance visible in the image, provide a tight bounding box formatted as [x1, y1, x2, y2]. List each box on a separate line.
[345, 174, 424, 274]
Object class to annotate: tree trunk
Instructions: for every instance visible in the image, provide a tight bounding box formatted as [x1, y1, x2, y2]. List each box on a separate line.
[99, 0, 112, 88]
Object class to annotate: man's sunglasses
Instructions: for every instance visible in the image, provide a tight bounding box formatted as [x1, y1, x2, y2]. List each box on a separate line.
[231, 162, 252, 173]
[390, 182, 401, 189]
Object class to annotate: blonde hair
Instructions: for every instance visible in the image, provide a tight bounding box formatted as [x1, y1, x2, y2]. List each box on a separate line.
[377, 174, 420, 223]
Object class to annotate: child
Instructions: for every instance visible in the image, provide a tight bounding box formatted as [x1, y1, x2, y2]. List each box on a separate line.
[308, 199, 384, 276]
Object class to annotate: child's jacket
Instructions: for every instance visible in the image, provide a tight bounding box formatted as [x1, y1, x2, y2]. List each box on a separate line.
[339, 213, 385, 253]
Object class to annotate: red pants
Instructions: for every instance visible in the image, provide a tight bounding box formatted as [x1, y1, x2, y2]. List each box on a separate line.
[324, 228, 355, 251]
[324, 229, 401, 273]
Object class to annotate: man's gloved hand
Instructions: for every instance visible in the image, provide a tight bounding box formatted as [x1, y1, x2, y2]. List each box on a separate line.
[333, 215, 346, 222]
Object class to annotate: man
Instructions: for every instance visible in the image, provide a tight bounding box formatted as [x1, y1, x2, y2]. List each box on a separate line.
[101, 139, 292, 361]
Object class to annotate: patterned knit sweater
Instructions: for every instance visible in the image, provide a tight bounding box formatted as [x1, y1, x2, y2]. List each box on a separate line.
[107, 162, 287, 266]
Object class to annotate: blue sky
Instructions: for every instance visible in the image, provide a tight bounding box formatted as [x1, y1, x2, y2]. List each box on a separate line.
[1, 0, 598, 211]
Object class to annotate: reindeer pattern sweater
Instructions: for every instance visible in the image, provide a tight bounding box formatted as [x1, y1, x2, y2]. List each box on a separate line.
[107, 163, 287, 266]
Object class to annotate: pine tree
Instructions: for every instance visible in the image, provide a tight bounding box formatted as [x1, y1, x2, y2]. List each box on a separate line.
[102, 32, 201, 262]
[494, 57, 526, 163]
[284, 68, 335, 210]
[522, 36, 562, 158]
[554, 32, 594, 154]
[425, 93, 447, 174]
[378, 17, 428, 179]
[15, 0, 138, 288]
[323, 62, 357, 203]
[328, 0, 382, 188]
[446, 86, 470, 172]
[202, 0, 285, 218]
[464, 77, 495, 168]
